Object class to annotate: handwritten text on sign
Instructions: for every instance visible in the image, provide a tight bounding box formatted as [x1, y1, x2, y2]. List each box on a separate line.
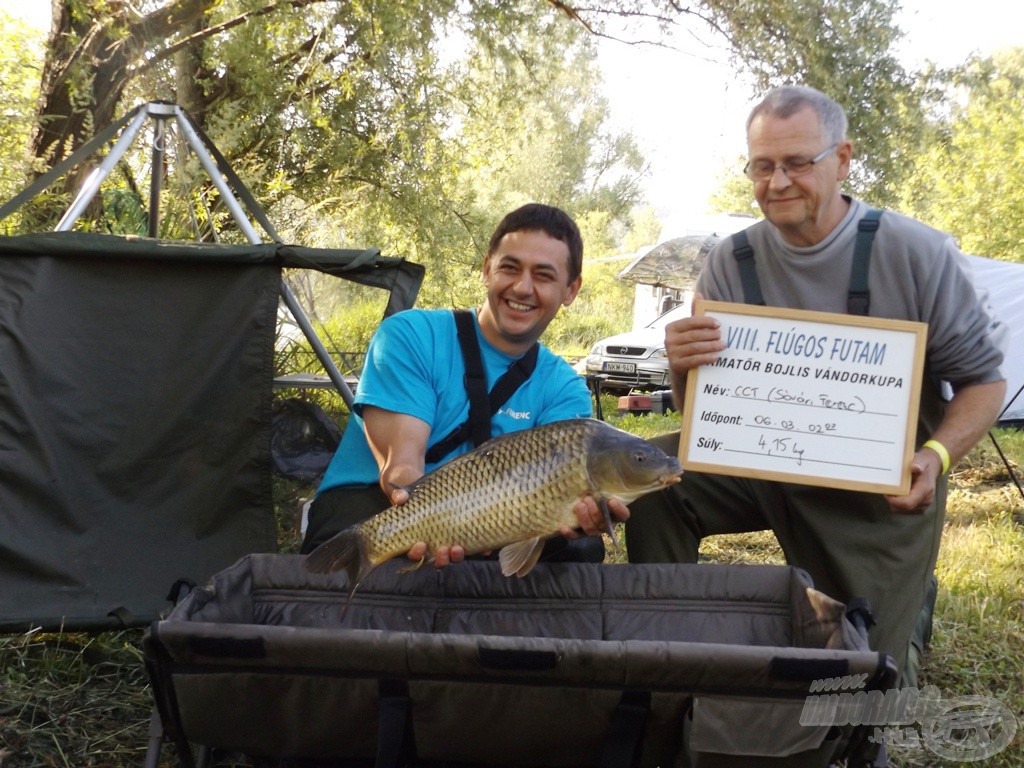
[681, 301, 927, 494]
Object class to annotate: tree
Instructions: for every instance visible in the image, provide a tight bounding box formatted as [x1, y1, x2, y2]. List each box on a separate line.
[0, 11, 43, 205]
[701, 0, 919, 206]
[13, 0, 647, 306]
[556, 0, 924, 208]
[707, 162, 759, 218]
[14, 0, 936, 300]
[897, 49, 1024, 262]
[425, 21, 646, 304]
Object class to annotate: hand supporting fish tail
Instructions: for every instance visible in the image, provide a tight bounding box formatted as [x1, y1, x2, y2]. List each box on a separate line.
[596, 497, 621, 548]
[405, 542, 468, 569]
[397, 554, 428, 575]
[572, 494, 628, 547]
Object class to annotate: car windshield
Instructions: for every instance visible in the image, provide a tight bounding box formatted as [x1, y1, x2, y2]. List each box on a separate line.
[646, 303, 690, 331]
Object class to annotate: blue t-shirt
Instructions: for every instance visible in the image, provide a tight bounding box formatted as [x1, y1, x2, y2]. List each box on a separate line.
[318, 308, 592, 491]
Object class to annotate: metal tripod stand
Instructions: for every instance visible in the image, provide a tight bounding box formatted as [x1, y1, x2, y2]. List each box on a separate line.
[1, 100, 356, 407]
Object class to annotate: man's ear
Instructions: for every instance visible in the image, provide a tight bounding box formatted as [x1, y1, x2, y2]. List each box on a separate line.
[836, 140, 854, 181]
[562, 275, 582, 307]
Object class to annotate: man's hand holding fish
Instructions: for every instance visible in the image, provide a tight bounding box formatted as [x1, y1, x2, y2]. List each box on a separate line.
[404, 492, 631, 569]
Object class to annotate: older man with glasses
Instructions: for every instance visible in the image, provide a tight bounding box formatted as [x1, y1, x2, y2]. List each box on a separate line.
[625, 85, 1006, 691]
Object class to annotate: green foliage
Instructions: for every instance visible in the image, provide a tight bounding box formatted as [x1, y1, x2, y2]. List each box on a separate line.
[0, 11, 44, 219]
[604, 410, 679, 439]
[9, 0, 652, 307]
[897, 49, 1024, 261]
[629, 0, 925, 215]
[390, 13, 647, 305]
[275, 287, 383, 392]
[696, 0, 921, 208]
[543, 257, 634, 358]
[621, 206, 662, 253]
[313, 303, 383, 364]
[708, 159, 762, 218]
[453, 24, 643, 217]
[699, 10, 1024, 260]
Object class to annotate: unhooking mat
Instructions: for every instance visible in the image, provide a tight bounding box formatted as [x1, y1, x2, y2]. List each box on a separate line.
[143, 554, 896, 768]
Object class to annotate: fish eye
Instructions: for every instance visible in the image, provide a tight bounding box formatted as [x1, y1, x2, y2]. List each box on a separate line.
[633, 450, 646, 463]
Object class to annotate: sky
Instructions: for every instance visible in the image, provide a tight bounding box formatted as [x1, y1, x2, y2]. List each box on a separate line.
[596, 0, 1024, 235]
[2, 0, 1022, 237]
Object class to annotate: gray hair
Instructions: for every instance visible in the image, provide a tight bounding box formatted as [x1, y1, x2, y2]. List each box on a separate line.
[747, 86, 848, 145]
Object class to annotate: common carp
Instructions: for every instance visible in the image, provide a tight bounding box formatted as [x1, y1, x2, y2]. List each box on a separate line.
[304, 418, 682, 599]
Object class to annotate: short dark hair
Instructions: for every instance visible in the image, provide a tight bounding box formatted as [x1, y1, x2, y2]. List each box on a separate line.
[487, 203, 583, 284]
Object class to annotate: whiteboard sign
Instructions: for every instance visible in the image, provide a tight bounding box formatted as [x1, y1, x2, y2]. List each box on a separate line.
[681, 300, 927, 494]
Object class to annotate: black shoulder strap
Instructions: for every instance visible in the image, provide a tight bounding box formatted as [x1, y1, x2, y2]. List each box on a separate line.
[488, 342, 540, 415]
[424, 311, 539, 464]
[732, 210, 884, 315]
[454, 309, 490, 450]
[848, 208, 882, 316]
[731, 228, 764, 306]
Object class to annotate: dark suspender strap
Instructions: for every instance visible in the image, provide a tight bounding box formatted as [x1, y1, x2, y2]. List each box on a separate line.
[733, 211, 881, 315]
[598, 690, 651, 768]
[376, 679, 416, 768]
[488, 342, 539, 414]
[849, 208, 882, 316]
[424, 311, 539, 464]
[454, 309, 491, 450]
[731, 229, 765, 306]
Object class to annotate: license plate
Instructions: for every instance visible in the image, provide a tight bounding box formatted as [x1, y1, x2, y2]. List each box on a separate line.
[604, 361, 636, 373]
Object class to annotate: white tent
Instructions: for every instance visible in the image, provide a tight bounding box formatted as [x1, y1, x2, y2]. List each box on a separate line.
[965, 254, 1024, 425]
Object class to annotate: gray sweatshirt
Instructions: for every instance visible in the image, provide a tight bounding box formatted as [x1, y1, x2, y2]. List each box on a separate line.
[697, 197, 1005, 436]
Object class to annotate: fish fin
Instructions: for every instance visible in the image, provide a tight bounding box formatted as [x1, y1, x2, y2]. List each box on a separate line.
[498, 537, 546, 577]
[304, 526, 375, 614]
[397, 555, 428, 575]
[386, 476, 426, 495]
[597, 497, 620, 548]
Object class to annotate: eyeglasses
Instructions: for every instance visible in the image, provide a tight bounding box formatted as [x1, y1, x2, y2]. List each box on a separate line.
[743, 143, 839, 181]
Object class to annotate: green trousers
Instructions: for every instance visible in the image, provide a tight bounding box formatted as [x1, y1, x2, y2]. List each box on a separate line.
[625, 432, 945, 687]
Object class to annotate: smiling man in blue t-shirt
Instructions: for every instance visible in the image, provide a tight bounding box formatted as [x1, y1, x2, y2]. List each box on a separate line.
[301, 203, 628, 565]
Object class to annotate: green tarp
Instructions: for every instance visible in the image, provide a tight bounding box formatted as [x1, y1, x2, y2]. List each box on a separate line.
[0, 231, 423, 631]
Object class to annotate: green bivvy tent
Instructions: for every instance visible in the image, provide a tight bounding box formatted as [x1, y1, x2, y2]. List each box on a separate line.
[0, 103, 424, 632]
[0, 233, 422, 632]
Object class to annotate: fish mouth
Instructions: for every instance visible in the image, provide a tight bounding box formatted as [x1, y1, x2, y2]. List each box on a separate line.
[659, 470, 683, 486]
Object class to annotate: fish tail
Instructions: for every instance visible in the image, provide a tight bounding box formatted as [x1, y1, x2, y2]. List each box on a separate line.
[304, 526, 374, 598]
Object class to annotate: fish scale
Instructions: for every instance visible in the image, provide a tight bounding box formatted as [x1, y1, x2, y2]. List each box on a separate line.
[362, 424, 591, 561]
[305, 418, 683, 607]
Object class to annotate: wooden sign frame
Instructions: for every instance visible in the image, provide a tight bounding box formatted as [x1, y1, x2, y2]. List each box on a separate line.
[680, 300, 927, 494]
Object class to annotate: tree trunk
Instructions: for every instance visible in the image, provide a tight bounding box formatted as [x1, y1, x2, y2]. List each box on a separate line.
[30, 0, 215, 178]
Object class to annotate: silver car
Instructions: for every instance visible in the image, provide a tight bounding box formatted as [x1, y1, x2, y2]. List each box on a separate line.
[584, 303, 690, 393]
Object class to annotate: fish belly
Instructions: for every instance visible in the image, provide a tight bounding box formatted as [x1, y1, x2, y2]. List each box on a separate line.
[362, 440, 590, 562]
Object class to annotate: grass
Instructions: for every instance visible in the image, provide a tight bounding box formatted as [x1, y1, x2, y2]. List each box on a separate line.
[1, 410, 1022, 767]
[0, 631, 152, 766]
